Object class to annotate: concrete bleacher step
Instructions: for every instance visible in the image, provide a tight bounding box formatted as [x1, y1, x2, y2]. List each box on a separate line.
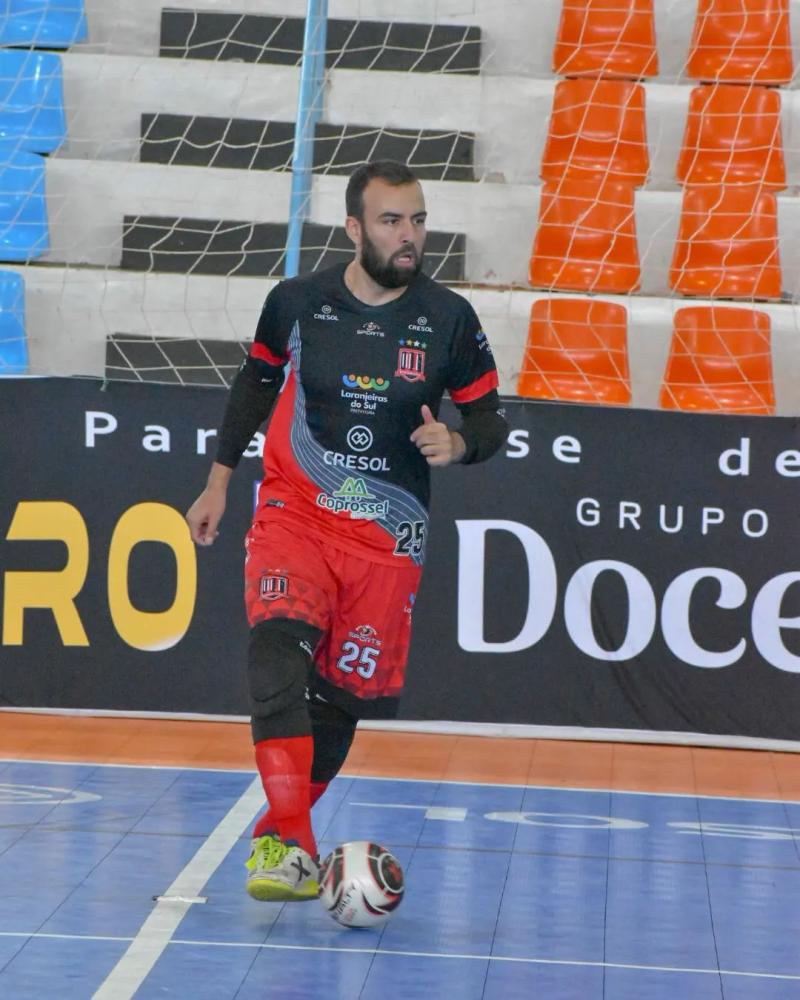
[56, 54, 482, 165]
[37, 157, 800, 292]
[159, 9, 481, 74]
[40, 159, 535, 282]
[139, 113, 475, 181]
[119, 215, 466, 281]
[9, 259, 800, 410]
[0, 265, 532, 395]
[55, 52, 800, 193]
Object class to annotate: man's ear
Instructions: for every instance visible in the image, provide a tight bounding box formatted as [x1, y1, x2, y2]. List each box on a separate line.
[344, 215, 361, 247]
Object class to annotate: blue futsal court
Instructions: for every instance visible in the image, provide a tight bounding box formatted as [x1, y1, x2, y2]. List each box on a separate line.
[0, 759, 799, 999]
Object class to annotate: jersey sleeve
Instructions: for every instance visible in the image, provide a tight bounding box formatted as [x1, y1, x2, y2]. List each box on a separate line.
[446, 298, 500, 404]
[250, 284, 292, 375]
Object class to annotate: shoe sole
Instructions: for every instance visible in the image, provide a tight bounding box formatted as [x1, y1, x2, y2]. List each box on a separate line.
[246, 877, 320, 903]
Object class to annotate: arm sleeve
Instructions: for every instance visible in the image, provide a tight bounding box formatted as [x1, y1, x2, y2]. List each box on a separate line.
[456, 390, 508, 465]
[446, 298, 507, 464]
[214, 285, 290, 469]
[214, 358, 284, 469]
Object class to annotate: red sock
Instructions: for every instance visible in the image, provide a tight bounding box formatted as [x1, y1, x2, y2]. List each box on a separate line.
[253, 780, 329, 841]
[253, 737, 316, 856]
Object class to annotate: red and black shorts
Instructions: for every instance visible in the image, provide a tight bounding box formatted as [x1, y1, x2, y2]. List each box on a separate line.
[244, 516, 422, 718]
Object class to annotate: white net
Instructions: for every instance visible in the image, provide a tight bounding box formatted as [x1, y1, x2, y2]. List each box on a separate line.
[3, 0, 800, 411]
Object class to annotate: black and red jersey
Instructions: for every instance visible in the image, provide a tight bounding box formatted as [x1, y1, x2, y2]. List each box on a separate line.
[249, 263, 499, 566]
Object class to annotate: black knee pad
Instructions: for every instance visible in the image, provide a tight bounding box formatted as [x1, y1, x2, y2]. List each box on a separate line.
[247, 618, 321, 725]
[309, 696, 358, 784]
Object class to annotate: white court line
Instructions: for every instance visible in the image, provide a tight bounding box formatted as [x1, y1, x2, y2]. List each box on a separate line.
[91, 776, 263, 1000]
[2, 757, 800, 806]
[2, 930, 798, 982]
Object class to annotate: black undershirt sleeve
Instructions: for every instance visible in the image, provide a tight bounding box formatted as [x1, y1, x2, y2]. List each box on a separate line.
[214, 357, 285, 469]
[454, 389, 508, 465]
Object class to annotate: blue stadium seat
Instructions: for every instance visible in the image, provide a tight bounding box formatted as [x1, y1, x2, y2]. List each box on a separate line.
[0, 150, 49, 260]
[0, 0, 88, 48]
[0, 50, 66, 155]
[0, 269, 27, 373]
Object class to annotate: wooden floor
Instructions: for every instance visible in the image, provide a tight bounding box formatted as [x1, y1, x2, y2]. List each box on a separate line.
[2, 711, 800, 800]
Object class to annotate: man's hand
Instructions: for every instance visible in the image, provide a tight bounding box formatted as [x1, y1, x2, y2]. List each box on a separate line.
[185, 463, 233, 545]
[410, 405, 465, 467]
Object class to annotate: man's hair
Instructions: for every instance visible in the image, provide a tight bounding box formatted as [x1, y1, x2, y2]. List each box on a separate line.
[345, 160, 419, 220]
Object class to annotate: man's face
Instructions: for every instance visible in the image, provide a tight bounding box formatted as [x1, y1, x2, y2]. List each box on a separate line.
[351, 179, 427, 289]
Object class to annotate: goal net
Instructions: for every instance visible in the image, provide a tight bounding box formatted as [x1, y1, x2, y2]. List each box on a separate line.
[2, 0, 799, 413]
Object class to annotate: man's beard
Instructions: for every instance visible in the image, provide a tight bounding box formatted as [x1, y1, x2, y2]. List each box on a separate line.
[360, 231, 424, 289]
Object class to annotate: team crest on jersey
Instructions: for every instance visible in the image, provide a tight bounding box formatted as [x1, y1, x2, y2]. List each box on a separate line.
[260, 573, 289, 601]
[395, 339, 427, 383]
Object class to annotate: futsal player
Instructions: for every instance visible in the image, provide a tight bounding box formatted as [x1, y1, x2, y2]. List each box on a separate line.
[186, 160, 507, 902]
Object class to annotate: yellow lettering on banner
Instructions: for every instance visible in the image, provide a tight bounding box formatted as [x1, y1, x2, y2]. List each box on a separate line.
[108, 503, 196, 651]
[3, 502, 89, 646]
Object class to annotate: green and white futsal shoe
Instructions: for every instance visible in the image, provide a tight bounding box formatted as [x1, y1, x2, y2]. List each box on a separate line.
[245, 834, 320, 902]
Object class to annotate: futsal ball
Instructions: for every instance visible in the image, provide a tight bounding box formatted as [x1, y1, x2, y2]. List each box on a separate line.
[319, 840, 404, 929]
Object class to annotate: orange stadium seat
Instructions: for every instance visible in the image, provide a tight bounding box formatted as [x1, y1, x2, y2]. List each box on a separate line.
[530, 178, 641, 293]
[686, 0, 793, 84]
[541, 79, 649, 186]
[660, 306, 775, 414]
[669, 184, 781, 299]
[552, 0, 659, 79]
[518, 298, 631, 404]
[676, 84, 786, 189]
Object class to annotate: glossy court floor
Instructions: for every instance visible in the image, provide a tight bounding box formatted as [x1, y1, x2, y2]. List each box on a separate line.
[1, 713, 800, 999]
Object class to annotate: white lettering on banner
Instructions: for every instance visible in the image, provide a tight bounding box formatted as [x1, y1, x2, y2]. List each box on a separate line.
[702, 507, 724, 535]
[564, 562, 657, 661]
[776, 450, 800, 476]
[143, 425, 170, 453]
[85, 411, 117, 447]
[553, 435, 581, 463]
[456, 520, 557, 653]
[197, 428, 216, 454]
[752, 573, 800, 673]
[619, 502, 641, 530]
[456, 519, 800, 672]
[576, 498, 769, 538]
[83, 411, 264, 457]
[743, 509, 769, 538]
[504, 430, 582, 463]
[243, 432, 265, 459]
[577, 497, 600, 526]
[660, 506, 683, 533]
[719, 437, 750, 476]
[505, 429, 530, 458]
[661, 569, 747, 668]
[505, 427, 800, 480]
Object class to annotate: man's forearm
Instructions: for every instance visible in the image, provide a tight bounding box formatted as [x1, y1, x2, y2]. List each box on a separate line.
[206, 462, 234, 491]
[215, 357, 284, 469]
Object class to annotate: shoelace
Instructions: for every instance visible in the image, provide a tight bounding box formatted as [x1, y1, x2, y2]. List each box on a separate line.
[254, 836, 290, 869]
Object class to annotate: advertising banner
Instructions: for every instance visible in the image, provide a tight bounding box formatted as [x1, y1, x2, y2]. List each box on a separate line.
[2, 377, 800, 741]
